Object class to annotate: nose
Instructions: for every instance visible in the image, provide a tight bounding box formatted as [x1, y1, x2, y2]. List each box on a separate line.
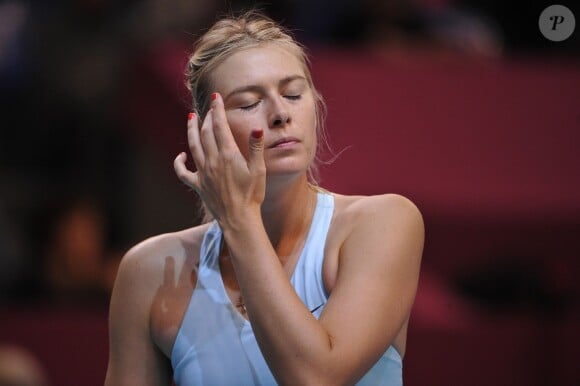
[269, 97, 291, 128]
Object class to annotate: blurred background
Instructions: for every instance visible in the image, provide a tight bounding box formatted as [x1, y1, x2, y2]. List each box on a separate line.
[0, 0, 578, 385]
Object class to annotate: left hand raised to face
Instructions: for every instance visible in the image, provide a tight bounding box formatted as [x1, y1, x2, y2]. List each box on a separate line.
[173, 92, 267, 225]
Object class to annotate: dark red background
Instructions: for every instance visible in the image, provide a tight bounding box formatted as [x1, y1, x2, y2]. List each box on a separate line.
[2, 50, 579, 386]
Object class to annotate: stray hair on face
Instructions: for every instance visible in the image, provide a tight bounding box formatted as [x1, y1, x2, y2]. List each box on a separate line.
[185, 10, 332, 222]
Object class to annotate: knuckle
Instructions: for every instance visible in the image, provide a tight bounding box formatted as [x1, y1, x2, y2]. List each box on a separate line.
[176, 170, 188, 181]
[206, 159, 219, 173]
[212, 112, 223, 124]
[250, 143, 264, 153]
[220, 150, 235, 162]
[254, 164, 267, 176]
[200, 125, 212, 137]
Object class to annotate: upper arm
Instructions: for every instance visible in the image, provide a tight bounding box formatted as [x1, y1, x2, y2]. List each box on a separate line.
[319, 194, 424, 382]
[105, 243, 173, 386]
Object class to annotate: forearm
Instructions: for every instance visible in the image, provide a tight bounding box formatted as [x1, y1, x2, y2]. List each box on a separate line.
[221, 212, 340, 385]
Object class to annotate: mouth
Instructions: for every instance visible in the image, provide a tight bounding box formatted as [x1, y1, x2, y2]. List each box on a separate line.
[268, 137, 300, 148]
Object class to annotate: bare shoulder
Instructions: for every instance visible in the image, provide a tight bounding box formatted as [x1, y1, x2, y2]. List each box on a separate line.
[116, 223, 211, 290]
[322, 193, 423, 292]
[330, 192, 424, 269]
[332, 193, 424, 236]
[110, 223, 213, 328]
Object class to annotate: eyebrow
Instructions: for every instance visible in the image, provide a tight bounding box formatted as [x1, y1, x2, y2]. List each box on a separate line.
[223, 75, 307, 102]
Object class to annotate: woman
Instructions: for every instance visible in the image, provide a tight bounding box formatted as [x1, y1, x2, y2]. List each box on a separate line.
[105, 11, 423, 386]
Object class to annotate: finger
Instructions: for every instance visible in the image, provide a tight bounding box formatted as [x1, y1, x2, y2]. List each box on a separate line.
[174, 152, 200, 190]
[199, 107, 219, 158]
[187, 112, 204, 168]
[210, 92, 238, 151]
[248, 129, 266, 175]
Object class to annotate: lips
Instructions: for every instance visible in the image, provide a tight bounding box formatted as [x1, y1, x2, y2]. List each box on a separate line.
[268, 137, 300, 148]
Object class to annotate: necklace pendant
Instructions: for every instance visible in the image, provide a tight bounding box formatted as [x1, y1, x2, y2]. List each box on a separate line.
[236, 296, 247, 315]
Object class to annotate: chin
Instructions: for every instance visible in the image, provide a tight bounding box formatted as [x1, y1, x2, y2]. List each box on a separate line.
[265, 163, 311, 181]
[266, 167, 306, 177]
[266, 155, 312, 173]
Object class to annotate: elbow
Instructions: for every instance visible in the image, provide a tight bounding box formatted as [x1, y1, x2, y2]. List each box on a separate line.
[278, 375, 349, 386]
[272, 335, 359, 386]
[276, 363, 358, 386]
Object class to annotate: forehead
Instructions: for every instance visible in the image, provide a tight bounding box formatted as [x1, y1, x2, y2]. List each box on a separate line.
[210, 44, 306, 93]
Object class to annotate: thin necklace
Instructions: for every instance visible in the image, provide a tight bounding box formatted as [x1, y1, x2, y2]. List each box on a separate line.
[235, 295, 247, 315]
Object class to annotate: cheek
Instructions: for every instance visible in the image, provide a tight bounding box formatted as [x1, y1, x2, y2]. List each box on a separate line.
[303, 107, 318, 156]
[225, 113, 256, 155]
[307, 127, 318, 161]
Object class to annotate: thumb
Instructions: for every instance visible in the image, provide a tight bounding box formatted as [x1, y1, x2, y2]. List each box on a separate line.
[248, 129, 265, 173]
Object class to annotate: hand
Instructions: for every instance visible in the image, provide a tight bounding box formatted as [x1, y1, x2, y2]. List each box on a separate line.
[173, 93, 266, 226]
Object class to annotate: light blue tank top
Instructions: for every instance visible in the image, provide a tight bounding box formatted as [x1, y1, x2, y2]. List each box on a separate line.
[171, 192, 403, 385]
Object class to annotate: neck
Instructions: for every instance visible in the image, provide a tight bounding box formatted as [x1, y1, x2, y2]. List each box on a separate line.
[260, 174, 317, 260]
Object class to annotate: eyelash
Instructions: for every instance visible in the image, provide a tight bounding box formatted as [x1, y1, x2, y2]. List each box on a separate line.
[240, 102, 259, 111]
[239, 95, 302, 111]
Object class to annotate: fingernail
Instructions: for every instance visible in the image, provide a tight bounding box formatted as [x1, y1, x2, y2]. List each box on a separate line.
[251, 129, 263, 139]
[211, 93, 218, 101]
[188, 112, 195, 120]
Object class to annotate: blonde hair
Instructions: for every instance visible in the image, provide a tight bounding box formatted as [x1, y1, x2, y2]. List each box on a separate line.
[185, 11, 329, 222]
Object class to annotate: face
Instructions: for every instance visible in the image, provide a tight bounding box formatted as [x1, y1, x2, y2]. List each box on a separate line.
[208, 43, 317, 178]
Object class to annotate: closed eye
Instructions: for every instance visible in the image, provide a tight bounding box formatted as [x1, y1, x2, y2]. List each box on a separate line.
[240, 101, 260, 111]
[285, 95, 301, 101]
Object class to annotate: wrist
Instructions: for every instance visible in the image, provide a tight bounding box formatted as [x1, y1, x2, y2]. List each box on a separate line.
[220, 208, 268, 261]
[219, 204, 262, 234]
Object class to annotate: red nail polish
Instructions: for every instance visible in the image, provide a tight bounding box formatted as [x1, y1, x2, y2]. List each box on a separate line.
[188, 112, 195, 120]
[211, 93, 218, 101]
[251, 129, 263, 139]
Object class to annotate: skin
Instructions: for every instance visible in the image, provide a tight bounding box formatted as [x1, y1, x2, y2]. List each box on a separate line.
[105, 43, 424, 386]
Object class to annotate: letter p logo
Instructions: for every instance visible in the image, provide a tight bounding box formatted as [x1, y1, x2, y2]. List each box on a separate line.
[550, 15, 566, 30]
[539, 5, 576, 41]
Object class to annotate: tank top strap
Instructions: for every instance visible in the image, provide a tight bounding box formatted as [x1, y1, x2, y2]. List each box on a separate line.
[196, 221, 229, 307]
[290, 192, 334, 316]
[199, 221, 221, 267]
